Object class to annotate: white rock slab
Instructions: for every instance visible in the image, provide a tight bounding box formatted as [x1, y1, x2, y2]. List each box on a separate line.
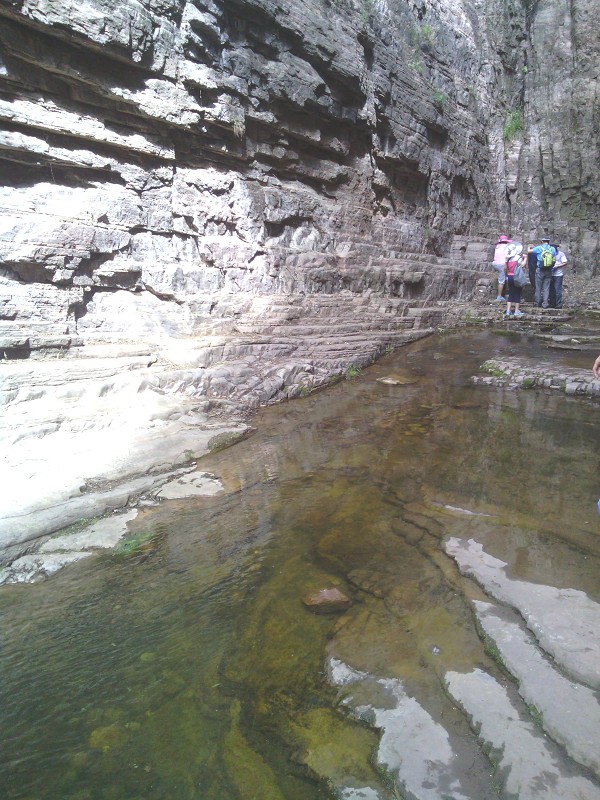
[0, 552, 92, 585]
[40, 510, 138, 553]
[155, 472, 223, 499]
[473, 600, 600, 779]
[338, 788, 383, 800]
[445, 537, 600, 689]
[328, 658, 472, 800]
[446, 669, 600, 800]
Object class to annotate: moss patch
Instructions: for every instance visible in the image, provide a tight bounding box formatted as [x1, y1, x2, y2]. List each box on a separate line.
[113, 530, 158, 557]
[208, 429, 252, 453]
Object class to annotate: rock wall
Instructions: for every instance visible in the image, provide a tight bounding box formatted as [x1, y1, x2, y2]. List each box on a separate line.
[0, 0, 501, 333]
[476, 0, 600, 266]
[1, 0, 595, 333]
[0, 0, 597, 549]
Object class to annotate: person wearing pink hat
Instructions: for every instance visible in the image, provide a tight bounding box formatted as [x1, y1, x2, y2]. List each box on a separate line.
[491, 234, 512, 301]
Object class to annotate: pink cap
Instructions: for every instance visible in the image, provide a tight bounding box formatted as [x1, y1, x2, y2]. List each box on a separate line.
[497, 234, 510, 243]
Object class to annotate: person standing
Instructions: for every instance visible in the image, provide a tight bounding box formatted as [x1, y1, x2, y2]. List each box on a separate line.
[492, 234, 511, 301]
[532, 236, 556, 308]
[594, 355, 600, 379]
[504, 243, 525, 318]
[551, 244, 567, 308]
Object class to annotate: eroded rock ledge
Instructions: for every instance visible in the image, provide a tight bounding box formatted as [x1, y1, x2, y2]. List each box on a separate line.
[474, 356, 600, 398]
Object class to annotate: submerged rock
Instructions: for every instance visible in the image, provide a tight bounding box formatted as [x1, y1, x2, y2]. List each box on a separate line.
[223, 700, 285, 800]
[155, 471, 224, 500]
[302, 588, 352, 614]
[473, 357, 600, 398]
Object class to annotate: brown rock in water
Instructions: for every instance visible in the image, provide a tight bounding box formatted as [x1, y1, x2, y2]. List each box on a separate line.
[302, 588, 352, 614]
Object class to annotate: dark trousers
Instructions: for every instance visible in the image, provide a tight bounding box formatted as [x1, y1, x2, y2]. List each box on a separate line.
[507, 276, 522, 304]
[527, 258, 537, 288]
[551, 275, 563, 308]
[535, 269, 552, 307]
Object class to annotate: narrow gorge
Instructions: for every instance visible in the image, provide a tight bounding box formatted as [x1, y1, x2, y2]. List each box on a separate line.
[2, 3, 600, 797]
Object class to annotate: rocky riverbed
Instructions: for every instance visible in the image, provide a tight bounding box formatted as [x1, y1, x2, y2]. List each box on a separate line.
[2, 328, 598, 800]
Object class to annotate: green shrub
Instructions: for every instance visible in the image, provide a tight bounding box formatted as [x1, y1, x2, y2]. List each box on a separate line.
[410, 23, 435, 49]
[503, 110, 523, 142]
[418, 23, 434, 43]
[433, 90, 447, 110]
[346, 364, 362, 379]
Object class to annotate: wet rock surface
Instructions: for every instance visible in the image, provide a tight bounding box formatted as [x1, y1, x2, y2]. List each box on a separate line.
[326, 528, 600, 800]
[1, 330, 599, 800]
[0, 510, 138, 584]
[328, 658, 488, 800]
[473, 600, 600, 779]
[0, 465, 229, 581]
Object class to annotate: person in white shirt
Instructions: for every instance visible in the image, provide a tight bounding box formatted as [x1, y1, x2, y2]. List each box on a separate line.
[550, 243, 567, 308]
[491, 234, 511, 301]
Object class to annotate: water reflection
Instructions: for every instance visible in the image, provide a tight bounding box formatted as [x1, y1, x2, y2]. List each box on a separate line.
[0, 331, 599, 799]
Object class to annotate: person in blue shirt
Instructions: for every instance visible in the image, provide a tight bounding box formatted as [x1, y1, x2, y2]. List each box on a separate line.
[531, 236, 557, 308]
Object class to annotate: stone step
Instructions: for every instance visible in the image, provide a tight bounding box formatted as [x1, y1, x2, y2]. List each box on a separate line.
[1, 324, 425, 433]
[370, 255, 488, 273]
[0, 321, 84, 357]
[1, 354, 160, 396]
[331, 243, 487, 270]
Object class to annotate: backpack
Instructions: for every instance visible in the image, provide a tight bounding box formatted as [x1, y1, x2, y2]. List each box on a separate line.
[513, 260, 528, 287]
[540, 245, 555, 269]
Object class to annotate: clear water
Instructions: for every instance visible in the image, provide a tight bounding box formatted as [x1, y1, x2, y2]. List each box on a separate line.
[1, 330, 599, 799]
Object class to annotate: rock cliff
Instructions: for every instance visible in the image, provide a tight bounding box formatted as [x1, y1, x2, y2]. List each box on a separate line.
[0, 0, 597, 549]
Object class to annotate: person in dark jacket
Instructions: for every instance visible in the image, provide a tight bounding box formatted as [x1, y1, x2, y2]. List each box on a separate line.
[526, 245, 537, 288]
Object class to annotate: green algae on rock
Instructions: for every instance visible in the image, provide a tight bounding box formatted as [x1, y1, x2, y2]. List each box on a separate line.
[113, 530, 159, 557]
[223, 701, 285, 800]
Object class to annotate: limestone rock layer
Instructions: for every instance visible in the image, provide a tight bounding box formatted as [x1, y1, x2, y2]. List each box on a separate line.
[0, 0, 596, 339]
